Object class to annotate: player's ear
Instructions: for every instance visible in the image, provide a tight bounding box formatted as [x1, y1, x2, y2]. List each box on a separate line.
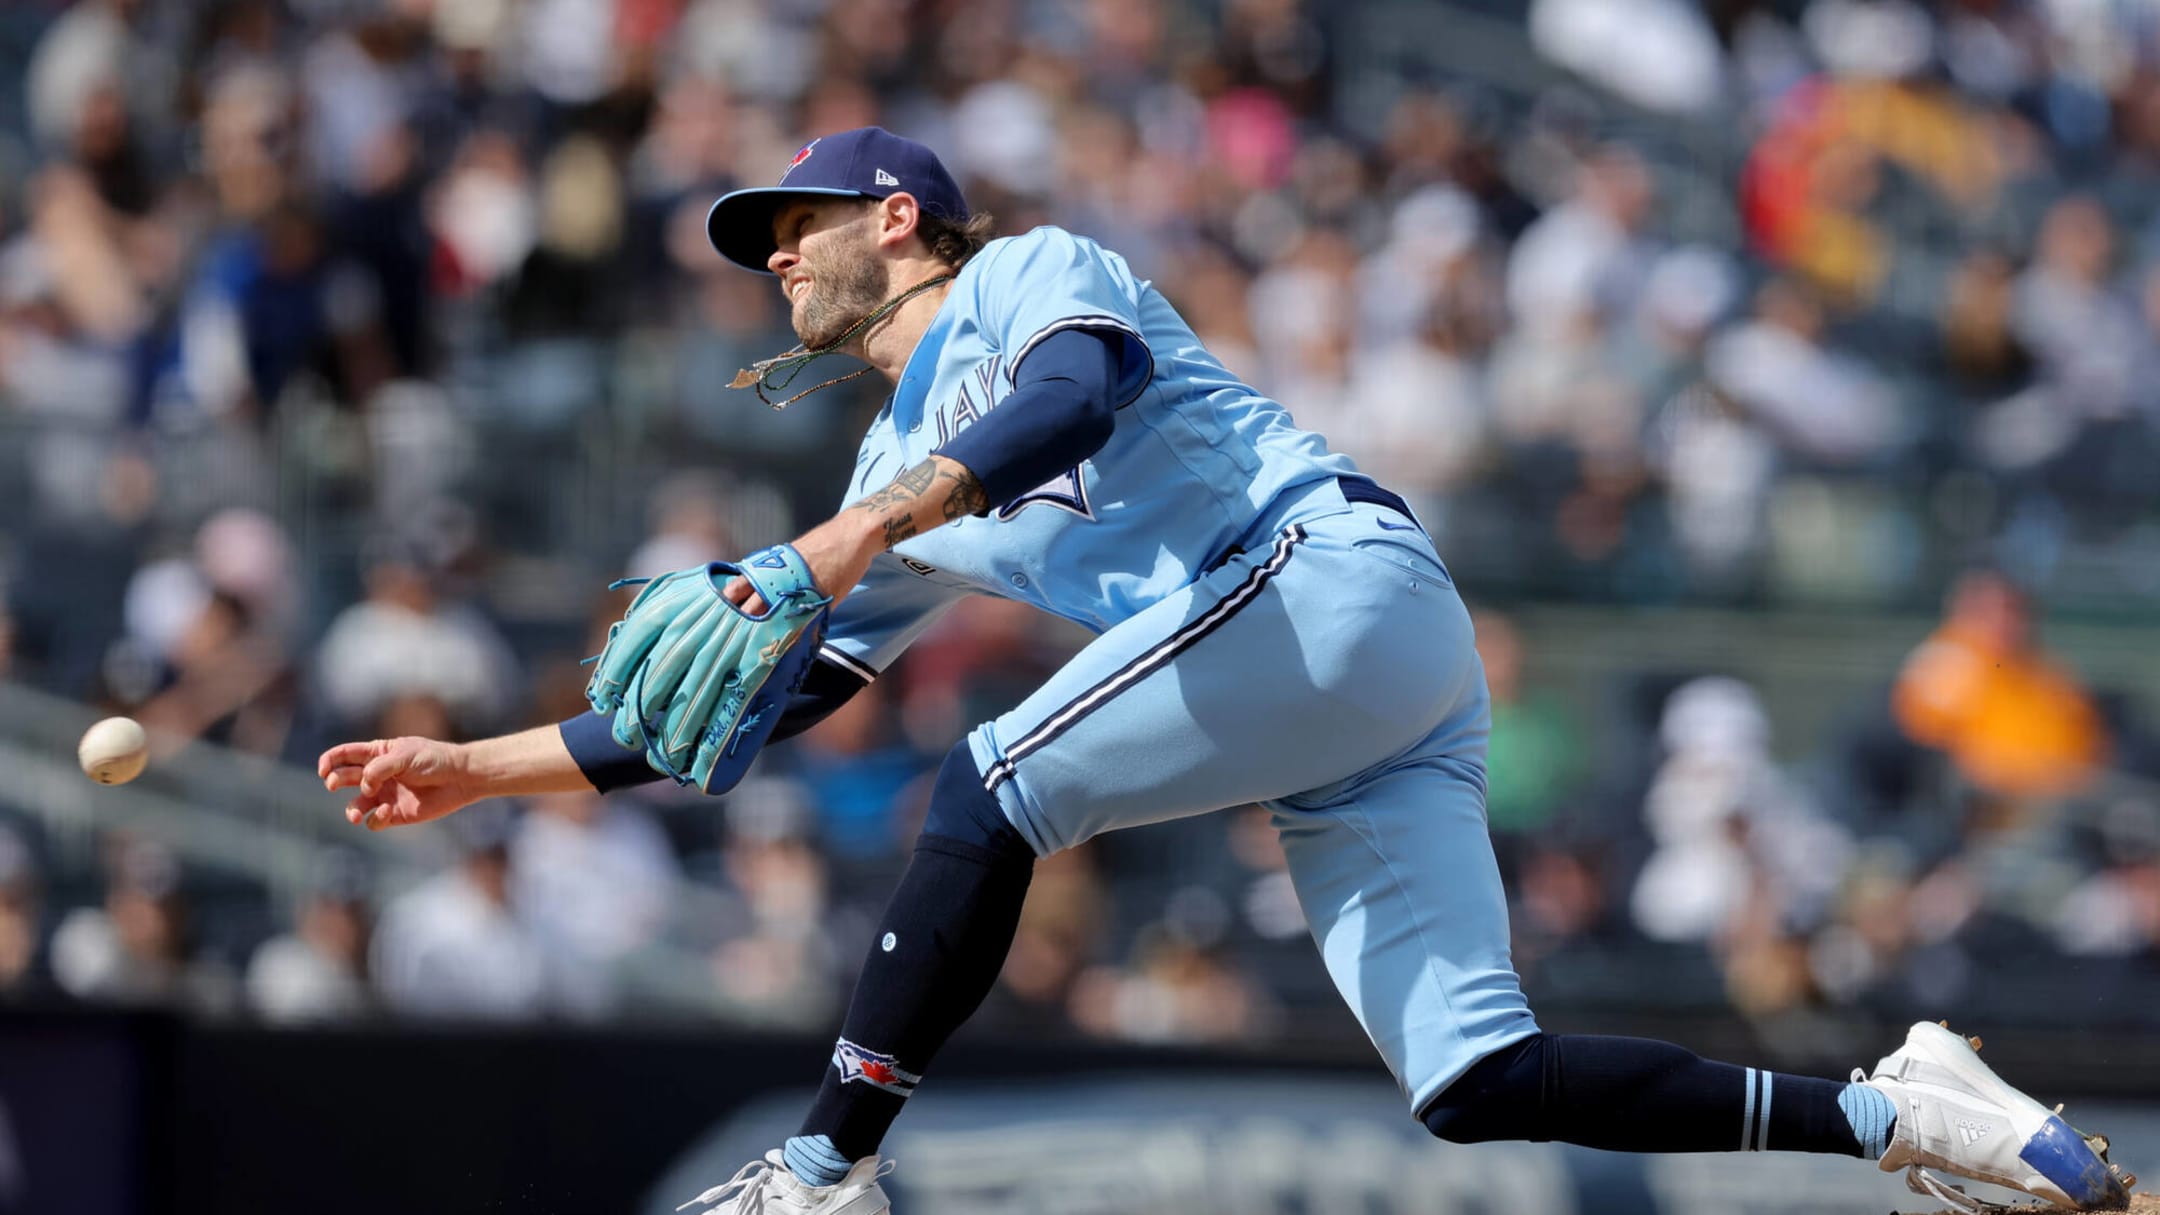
[874, 192, 924, 255]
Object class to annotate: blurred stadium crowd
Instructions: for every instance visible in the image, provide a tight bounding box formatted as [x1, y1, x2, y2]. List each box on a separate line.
[1, 0, 2159, 1052]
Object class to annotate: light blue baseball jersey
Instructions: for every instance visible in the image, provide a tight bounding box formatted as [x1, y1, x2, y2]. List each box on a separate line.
[820, 225, 1360, 676]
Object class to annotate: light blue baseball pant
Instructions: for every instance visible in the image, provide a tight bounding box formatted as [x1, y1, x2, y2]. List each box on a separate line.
[966, 481, 1541, 1112]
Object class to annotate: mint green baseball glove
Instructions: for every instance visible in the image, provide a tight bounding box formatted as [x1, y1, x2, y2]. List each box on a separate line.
[584, 544, 832, 793]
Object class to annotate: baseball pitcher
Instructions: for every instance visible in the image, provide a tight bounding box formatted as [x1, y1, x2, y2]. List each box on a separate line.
[320, 128, 2131, 1215]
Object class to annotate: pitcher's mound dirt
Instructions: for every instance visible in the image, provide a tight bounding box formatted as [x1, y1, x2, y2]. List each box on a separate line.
[1921, 1196, 2156, 1215]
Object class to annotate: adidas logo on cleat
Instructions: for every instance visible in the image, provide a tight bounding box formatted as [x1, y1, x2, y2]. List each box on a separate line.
[1956, 1119, 1992, 1147]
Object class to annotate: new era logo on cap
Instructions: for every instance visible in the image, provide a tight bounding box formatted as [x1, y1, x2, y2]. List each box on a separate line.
[875, 168, 899, 186]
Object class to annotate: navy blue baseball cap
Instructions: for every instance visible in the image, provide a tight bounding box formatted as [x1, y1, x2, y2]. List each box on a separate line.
[705, 127, 971, 274]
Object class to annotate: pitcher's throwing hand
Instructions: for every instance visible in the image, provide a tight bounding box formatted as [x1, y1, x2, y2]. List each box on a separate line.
[319, 737, 479, 831]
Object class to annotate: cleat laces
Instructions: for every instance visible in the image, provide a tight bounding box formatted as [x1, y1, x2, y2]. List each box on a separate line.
[1902, 1163, 2018, 1215]
[676, 1158, 896, 1214]
[678, 1159, 774, 1212]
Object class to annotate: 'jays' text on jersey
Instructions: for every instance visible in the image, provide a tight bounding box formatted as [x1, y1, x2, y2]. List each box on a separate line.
[819, 225, 1360, 677]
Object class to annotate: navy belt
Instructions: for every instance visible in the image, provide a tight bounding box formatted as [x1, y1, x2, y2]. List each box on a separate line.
[1204, 477, 1422, 575]
[1338, 477, 1420, 529]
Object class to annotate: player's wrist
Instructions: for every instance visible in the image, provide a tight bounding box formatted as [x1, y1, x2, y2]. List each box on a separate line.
[839, 508, 895, 558]
[442, 738, 488, 794]
[454, 727, 581, 797]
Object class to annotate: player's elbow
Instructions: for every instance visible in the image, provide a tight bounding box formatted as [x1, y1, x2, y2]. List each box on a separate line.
[1070, 394, 1116, 458]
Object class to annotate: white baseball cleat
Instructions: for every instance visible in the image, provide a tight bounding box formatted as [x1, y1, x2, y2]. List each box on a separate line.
[676, 1150, 893, 1215]
[1861, 1021, 2133, 1213]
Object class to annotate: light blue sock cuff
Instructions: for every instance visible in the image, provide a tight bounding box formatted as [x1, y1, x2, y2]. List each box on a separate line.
[782, 1134, 855, 1188]
[1839, 1083, 1897, 1160]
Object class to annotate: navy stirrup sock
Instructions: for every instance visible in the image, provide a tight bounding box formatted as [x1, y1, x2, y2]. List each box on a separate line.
[788, 744, 1035, 1183]
[1420, 1033, 1876, 1157]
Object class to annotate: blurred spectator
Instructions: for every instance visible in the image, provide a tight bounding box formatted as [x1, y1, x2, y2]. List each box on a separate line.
[1529, 0, 1723, 117]
[371, 805, 547, 1020]
[1248, 230, 1358, 433]
[1744, 11, 2005, 304]
[99, 508, 305, 757]
[50, 838, 237, 1013]
[980, 847, 1107, 1036]
[4, 448, 154, 698]
[176, 196, 339, 425]
[1505, 145, 1656, 335]
[1615, 246, 1739, 404]
[25, 0, 178, 157]
[1892, 569, 2109, 802]
[313, 531, 520, 738]
[1338, 193, 1495, 510]
[2052, 797, 2160, 958]
[704, 778, 843, 1027]
[1975, 197, 2143, 477]
[1474, 609, 1584, 839]
[512, 788, 680, 1018]
[1704, 279, 1904, 465]
[1070, 908, 1280, 1046]
[625, 471, 741, 578]
[893, 598, 1071, 754]
[429, 130, 537, 299]
[1, 192, 138, 420]
[1806, 849, 1919, 1009]
[1630, 677, 1852, 945]
[246, 854, 373, 1023]
[1937, 249, 2033, 400]
[0, 829, 42, 995]
[195, 507, 299, 638]
[130, 584, 297, 758]
[782, 681, 927, 864]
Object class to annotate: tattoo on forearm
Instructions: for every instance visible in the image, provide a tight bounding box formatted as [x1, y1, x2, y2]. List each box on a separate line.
[856, 460, 939, 515]
[938, 466, 988, 521]
[849, 457, 984, 551]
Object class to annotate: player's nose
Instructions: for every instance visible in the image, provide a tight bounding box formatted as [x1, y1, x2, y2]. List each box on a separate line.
[768, 248, 799, 277]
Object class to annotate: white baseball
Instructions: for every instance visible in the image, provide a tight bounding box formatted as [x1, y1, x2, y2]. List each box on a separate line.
[78, 716, 149, 785]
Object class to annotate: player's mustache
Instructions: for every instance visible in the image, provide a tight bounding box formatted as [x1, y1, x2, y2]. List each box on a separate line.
[732, 273, 953, 409]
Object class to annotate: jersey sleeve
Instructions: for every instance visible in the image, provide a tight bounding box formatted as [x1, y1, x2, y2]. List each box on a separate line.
[971, 227, 1154, 407]
[819, 552, 973, 678]
[932, 328, 1119, 511]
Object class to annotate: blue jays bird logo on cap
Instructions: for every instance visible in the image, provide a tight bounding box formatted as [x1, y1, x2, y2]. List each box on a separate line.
[780, 139, 819, 183]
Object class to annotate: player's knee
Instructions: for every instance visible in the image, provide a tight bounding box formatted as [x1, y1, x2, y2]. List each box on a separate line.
[1419, 1034, 1550, 1144]
[920, 740, 1035, 865]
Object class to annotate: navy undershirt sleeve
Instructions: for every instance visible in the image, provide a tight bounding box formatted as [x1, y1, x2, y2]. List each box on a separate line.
[559, 711, 653, 793]
[558, 657, 873, 793]
[931, 327, 1122, 512]
[769, 657, 874, 742]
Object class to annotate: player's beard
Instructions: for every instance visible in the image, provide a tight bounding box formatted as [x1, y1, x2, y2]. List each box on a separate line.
[792, 220, 891, 352]
[734, 216, 951, 408]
